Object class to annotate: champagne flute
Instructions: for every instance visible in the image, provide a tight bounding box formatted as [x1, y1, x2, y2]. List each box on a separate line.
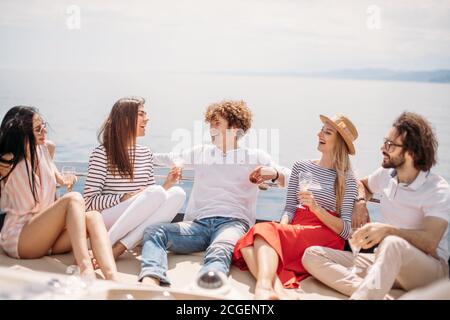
[348, 228, 362, 274]
[173, 157, 184, 185]
[297, 171, 313, 208]
[61, 166, 76, 192]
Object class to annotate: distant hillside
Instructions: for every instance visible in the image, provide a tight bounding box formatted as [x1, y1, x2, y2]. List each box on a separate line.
[206, 68, 450, 83]
[305, 68, 450, 83]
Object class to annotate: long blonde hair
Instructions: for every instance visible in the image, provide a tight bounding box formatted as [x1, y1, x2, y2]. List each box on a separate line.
[332, 134, 352, 215]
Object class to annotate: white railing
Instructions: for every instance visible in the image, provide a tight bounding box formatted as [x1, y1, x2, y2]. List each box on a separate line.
[57, 162, 380, 203]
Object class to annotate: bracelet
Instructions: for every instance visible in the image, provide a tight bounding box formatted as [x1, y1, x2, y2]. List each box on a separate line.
[271, 169, 279, 183]
[355, 197, 366, 203]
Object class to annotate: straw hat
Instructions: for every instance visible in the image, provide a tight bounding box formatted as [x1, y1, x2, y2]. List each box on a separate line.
[319, 114, 358, 155]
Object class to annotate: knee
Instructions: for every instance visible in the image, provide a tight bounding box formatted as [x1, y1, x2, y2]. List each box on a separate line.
[63, 192, 84, 205]
[378, 235, 409, 254]
[64, 191, 84, 203]
[85, 211, 104, 227]
[143, 224, 168, 243]
[208, 240, 234, 256]
[167, 186, 186, 201]
[302, 246, 325, 269]
[144, 185, 168, 202]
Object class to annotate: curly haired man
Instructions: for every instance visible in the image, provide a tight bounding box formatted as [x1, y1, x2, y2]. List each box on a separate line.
[139, 100, 290, 287]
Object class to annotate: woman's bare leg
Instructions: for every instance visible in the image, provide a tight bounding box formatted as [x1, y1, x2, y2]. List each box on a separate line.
[253, 236, 280, 300]
[241, 246, 297, 299]
[42, 214, 119, 279]
[18, 192, 94, 277]
[241, 246, 259, 279]
[85, 211, 119, 281]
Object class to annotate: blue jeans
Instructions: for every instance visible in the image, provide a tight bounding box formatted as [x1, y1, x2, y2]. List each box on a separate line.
[139, 216, 249, 285]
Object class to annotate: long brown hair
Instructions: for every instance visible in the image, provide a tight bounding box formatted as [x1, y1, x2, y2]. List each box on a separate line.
[332, 134, 352, 215]
[98, 97, 145, 179]
[393, 112, 437, 171]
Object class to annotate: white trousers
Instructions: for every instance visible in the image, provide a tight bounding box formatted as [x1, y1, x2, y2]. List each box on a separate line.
[101, 185, 186, 250]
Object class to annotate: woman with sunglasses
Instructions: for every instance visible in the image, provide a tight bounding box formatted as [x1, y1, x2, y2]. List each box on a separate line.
[83, 97, 186, 260]
[0, 106, 119, 281]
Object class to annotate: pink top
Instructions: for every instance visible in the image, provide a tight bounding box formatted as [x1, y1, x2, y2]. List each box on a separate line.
[1, 144, 56, 217]
[1, 144, 57, 258]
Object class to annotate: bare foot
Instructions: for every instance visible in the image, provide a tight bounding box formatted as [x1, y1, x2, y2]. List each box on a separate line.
[274, 278, 301, 300]
[105, 273, 121, 282]
[91, 258, 100, 270]
[80, 268, 97, 282]
[254, 278, 280, 300]
[112, 242, 127, 260]
[254, 285, 279, 300]
[141, 276, 160, 287]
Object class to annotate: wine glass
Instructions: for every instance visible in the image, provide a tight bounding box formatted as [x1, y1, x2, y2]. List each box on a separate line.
[297, 171, 313, 208]
[172, 157, 184, 185]
[61, 166, 76, 191]
[348, 228, 362, 274]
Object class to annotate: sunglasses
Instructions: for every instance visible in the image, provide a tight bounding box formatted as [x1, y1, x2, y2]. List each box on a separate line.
[33, 122, 48, 135]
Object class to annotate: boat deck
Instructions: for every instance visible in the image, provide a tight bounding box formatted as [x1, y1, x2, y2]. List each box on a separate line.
[0, 242, 408, 300]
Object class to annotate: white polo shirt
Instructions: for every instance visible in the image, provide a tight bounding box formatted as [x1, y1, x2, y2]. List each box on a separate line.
[154, 145, 290, 226]
[368, 167, 450, 261]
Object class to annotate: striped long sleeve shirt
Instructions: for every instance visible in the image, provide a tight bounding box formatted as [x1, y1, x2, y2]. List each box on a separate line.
[83, 144, 155, 211]
[283, 159, 358, 239]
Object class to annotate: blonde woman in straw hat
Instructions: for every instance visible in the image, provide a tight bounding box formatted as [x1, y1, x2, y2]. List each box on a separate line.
[232, 114, 359, 300]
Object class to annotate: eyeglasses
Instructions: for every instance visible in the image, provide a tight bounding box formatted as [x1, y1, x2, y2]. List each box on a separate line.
[33, 122, 47, 135]
[383, 139, 403, 152]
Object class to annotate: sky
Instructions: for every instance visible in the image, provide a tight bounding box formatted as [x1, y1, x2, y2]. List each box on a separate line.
[0, 0, 450, 73]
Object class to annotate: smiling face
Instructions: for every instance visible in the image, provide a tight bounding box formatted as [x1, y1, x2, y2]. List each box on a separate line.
[381, 127, 407, 169]
[317, 122, 338, 154]
[32, 114, 47, 145]
[209, 114, 234, 144]
[136, 105, 149, 137]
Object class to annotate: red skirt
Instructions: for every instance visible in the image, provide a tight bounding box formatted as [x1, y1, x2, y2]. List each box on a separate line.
[232, 207, 345, 288]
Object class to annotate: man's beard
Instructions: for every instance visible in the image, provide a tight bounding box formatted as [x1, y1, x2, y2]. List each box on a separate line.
[382, 151, 406, 169]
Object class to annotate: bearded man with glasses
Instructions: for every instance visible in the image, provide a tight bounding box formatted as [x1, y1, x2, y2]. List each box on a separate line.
[302, 112, 450, 300]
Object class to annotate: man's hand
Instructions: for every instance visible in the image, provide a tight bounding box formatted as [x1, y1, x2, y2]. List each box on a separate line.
[249, 166, 277, 184]
[353, 222, 394, 249]
[352, 200, 371, 228]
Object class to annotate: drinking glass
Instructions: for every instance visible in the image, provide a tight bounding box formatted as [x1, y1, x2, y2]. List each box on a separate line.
[297, 172, 313, 208]
[348, 228, 362, 274]
[173, 157, 184, 185]
[61, 166, 76, 191]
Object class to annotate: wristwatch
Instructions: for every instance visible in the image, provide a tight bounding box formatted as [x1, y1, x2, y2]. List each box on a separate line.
[271, 169, 279, 183]
[355, 197, 366, 203]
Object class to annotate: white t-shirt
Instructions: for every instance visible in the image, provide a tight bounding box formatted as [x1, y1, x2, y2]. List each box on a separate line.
[154, 145, 290, 226]
[368, 167, 450, 261]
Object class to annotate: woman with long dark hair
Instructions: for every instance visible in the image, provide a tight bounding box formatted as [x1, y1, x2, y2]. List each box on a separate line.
[0, 106, 118, 281]
[83, 97, 186, 259]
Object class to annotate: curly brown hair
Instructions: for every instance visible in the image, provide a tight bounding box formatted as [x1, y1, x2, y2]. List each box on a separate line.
[393, 112, 438, 171]
[204, 100, 253, 133]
